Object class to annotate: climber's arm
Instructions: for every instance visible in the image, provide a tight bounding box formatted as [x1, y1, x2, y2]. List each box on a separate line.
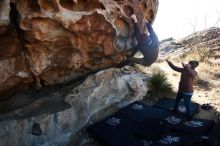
[146, 22, 159, 49]
[131, 14, 142, 40]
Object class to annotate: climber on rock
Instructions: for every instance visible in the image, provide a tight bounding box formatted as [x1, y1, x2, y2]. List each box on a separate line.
[126, 14, 159, 66]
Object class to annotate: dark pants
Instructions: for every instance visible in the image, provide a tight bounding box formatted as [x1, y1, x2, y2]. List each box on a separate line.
[174, 92, 192, 117]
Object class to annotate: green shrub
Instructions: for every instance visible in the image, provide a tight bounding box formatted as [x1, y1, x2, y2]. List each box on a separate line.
[148, 69, 174, 100]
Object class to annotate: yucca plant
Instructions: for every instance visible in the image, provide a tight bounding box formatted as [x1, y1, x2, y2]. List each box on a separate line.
[149, 69, 173, 100]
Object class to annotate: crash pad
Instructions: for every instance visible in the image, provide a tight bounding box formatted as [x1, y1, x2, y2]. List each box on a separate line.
[118, 101, 170, 122]
[153, 98, 199, 116]
[165, 117, 215, 135]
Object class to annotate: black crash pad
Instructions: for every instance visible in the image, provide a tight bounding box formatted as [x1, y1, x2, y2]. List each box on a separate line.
[153, 98, 199, 116]
[88, 101, 170, 146]
[157, 135, 213, 146]
[154, 135, 185, 146]
[208, 123, 220, 138]
[88, 101, 214, 146]
[88, 115, 138, 146]
[208, 123, 220, 144]
[134, 134, 186, 146]
[135, 117, 168, 140]
[89, 116, 171, 146]
[118, 101, 170, 122]
[164, 114, 184, 131]
[166, 117, 215, 135]
[181, 135, 220, 146]
[178, 135, 212, 146]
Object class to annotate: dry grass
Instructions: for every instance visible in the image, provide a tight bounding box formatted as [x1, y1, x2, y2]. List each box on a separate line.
[180, 47, 214, 62]
[197, 63, 220, 80]
[195, 76, 213, 90]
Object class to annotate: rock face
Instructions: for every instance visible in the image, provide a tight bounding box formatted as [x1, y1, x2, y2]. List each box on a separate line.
[0, 1, 156, 144]
[65, 66, 148, 109]
[0, 0, 158, 100]
[0, 66, 148, 146]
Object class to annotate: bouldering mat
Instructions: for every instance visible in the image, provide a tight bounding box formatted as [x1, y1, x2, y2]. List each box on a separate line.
[118, 101, 170, 122]
[166, 117, 215, 135]
[208, 123, 220, 144]
[208, 123, 220, 138]
[182, 135, 220, 146]
[164, 114, 184, 131]
[153, 98, 199, 116]
[89, 101, 170, 146]
[134, 134, 186, 146]
[88, 115, 170, 146]
[135, 117, 168, 140]
[88, 115, 138, 146]
[88, 101, 214, 146]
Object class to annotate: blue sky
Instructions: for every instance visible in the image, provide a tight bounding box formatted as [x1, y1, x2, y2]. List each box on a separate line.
[153, 0, 220, 40]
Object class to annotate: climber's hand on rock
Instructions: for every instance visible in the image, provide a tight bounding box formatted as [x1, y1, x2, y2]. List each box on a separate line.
[131, 14, 138, 23]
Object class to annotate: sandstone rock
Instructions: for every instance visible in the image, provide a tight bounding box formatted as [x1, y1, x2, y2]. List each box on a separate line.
[0, 56, 32, 93]
[0, 0, 158, 100]
[0, 0, 32, 99]
[0, 1, 156, 145]
[65, 66, 148, 109]
[0, 66, 149, 146]
[0, 0, 10, 29]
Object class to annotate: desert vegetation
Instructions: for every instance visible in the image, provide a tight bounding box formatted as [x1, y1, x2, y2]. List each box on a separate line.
[180, 47, 215, 62]
[145, 68, 174, 101]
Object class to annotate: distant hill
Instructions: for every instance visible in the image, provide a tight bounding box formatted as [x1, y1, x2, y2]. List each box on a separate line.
[159, 27, 220, 59]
